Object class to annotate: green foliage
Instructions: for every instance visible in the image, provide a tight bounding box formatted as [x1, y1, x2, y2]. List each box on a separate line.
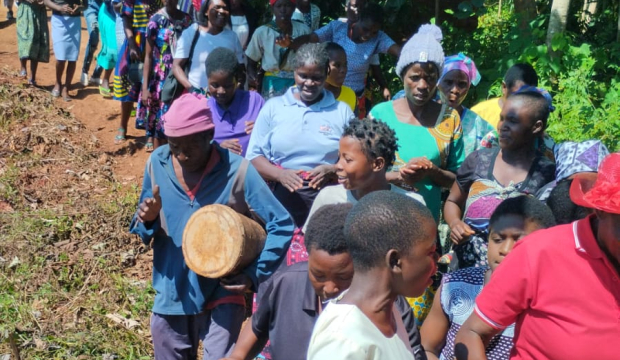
[432, 3, 620, 151]
[247, 0, 619, 150]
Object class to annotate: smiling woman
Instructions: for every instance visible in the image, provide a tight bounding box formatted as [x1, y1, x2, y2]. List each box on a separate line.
[172, 0, 245, 93]
[246, 43, 354, 227]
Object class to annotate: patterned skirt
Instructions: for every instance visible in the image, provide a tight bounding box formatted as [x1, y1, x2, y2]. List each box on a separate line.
[16, 2, 49, 62]
[112, 31, 145, 105]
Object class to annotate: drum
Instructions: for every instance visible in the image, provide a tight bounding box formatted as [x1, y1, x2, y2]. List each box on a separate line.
[183, 204, 266, 278]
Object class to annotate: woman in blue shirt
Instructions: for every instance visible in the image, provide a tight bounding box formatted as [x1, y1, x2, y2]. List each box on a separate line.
[246, 43, 354, 227]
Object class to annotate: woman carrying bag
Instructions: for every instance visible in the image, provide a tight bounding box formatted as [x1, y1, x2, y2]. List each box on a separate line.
[138, 0, 191, 152]
[112, 0, 162, 144]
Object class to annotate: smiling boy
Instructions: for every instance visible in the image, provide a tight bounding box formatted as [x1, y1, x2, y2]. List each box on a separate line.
[303, 118, 425, 233]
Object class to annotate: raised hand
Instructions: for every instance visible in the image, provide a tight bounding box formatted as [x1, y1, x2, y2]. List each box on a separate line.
[137, 185, 162, 223]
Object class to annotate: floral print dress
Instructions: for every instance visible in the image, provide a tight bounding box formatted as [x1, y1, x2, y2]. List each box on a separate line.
[136, 9, 191, 138]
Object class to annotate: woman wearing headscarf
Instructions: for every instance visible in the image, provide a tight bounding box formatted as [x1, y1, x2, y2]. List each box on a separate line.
[369, 24, 464, 223]
[437, 53, 495, 157]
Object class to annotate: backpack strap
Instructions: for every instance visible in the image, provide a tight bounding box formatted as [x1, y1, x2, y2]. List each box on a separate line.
[184, 25, 201, 75]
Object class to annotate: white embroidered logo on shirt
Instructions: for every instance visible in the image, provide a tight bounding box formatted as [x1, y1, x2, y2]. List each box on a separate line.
[319, 125, 333, 135]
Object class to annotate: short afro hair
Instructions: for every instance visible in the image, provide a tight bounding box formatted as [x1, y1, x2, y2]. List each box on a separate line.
[504, 63, 538, 90]
[325, 42, 346, 57]
[342, 118, 399, 166]
[205, 47, 239, 78]
[344, 191, 435, 272]
[507, 90, 550, 128]
[305, 203, 353, 255]
[294, 43, 330, 73]
[547, 179, 591, 224]
[489, 195, 556, 231]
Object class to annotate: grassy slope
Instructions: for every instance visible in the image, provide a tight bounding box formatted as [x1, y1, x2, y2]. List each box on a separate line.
[0, 70, 155, 359]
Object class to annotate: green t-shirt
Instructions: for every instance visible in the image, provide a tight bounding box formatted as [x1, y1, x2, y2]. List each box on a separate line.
[370, 100, 465, 221]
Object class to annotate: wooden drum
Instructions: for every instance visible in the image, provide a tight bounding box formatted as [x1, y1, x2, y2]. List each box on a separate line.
[182, 204, 266, 278]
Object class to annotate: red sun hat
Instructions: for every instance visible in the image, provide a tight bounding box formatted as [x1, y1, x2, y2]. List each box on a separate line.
[570, 153, 620, 215]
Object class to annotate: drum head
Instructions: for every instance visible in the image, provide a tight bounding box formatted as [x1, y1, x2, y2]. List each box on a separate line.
[183, 204, 244, 278]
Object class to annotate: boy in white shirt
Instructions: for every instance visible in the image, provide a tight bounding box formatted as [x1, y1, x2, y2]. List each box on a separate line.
[307, 190, 438, 360]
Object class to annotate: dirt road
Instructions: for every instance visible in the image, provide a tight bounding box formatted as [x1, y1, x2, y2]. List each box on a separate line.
[0, 6, 149, 182]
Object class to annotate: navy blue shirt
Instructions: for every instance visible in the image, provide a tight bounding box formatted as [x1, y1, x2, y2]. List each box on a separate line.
[130, 145, 295, 315]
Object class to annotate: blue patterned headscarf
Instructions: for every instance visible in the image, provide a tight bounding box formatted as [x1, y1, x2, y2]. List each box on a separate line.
[440, 53, 481, 86]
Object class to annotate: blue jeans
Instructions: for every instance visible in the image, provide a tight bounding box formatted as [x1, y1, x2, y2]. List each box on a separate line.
[82, 6, 103, 77]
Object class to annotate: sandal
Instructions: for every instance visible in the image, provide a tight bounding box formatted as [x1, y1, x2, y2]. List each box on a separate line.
[114, 128, 126, 144]
[145, 141, 154, 153]
[99, 86, 111, 98]
[27, 79, 37, 87]
[51, 88, 60, 98]
[19, 69, 27, 77]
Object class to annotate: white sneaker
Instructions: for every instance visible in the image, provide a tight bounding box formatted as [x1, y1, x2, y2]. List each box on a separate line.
[89, 77, 101, 85]
[80, 73, 89, 87]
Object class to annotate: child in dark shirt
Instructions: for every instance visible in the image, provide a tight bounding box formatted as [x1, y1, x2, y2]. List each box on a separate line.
[222, 202, 425, 360]
[308, 191, 438, 360]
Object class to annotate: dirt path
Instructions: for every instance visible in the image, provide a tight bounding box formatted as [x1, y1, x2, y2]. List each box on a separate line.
[0, 6, 148, 184]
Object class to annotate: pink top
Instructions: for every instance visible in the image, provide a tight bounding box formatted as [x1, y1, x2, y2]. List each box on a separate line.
[474, 215, 620, 359]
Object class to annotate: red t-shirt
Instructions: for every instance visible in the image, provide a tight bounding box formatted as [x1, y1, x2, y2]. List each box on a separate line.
[475, 215, 620, 359]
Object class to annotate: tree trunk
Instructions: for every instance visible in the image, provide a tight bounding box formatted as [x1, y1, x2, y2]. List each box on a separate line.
[617, 6, 620, 42]
[514, 0, 537, 30]
[546, 0, 572, 48]
[580, 0, 598, 32]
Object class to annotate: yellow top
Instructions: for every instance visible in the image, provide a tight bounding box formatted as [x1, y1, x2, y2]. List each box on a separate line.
[470, 97, 502, 128]
[336, 85, 357, 113]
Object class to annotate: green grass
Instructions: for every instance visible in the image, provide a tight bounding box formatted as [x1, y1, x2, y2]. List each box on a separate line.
[0, 75, 155, 359]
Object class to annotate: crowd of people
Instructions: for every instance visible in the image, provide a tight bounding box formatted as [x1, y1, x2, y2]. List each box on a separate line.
[9, 0, 619, 359]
